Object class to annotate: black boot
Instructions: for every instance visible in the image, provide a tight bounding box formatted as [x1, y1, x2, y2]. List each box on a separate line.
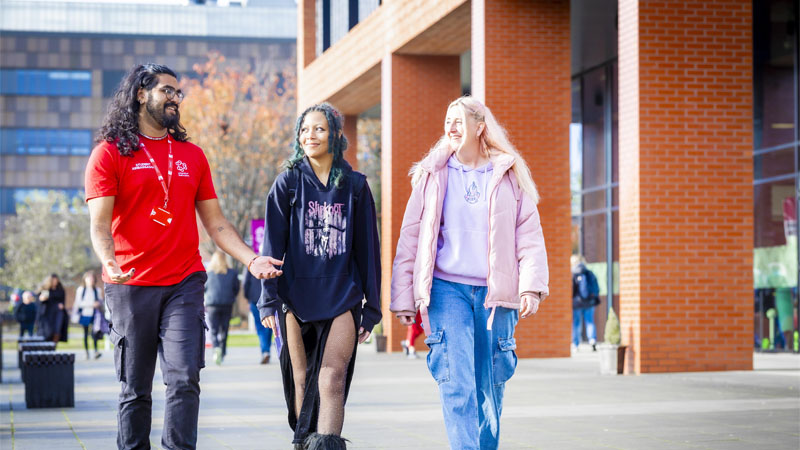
[303, 433, 348, 450]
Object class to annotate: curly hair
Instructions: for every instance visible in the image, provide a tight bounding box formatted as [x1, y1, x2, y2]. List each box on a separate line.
[286, 103, 349, 188]
[96, 63, 188, 156]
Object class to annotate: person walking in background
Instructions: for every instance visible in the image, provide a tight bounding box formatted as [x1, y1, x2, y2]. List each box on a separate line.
[400, 311, 424, 359]
[390, 96, 549, 450]
[258, 103, 381, 449]
[205, 250, 240, 365]
[36, 274, 68, 345]
[73, 271, 104, 360]
[85, 63, 283, 450]
[244, 268, 273, 364]
[571, 254, 600, 352]
[15, 291, 37, 337]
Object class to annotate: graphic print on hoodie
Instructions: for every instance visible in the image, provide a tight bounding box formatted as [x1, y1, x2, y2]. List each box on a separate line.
[305, 199, 347, 258]
[433, 154, 493, 287]
[258, 158, 382, 333]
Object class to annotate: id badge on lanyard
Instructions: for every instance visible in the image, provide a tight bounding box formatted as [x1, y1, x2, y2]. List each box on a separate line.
[139, 138, 174, 227]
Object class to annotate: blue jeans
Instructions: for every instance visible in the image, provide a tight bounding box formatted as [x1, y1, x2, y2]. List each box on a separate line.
[572, 307, 596, 346]
[250, 302, 272, 354]
[426, 278, 519, 450]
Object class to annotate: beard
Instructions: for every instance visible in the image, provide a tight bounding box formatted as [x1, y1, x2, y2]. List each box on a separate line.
[145, 96, 180, 130]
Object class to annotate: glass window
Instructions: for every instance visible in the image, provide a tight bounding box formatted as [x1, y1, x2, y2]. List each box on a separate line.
[581, 67, 606, 190]
[102, 70, 127, 98]
[0, 69, 92, 97]
[754, 148, 796, 180]
[753, 0, 797, 150]
[0, 128, 93, 155]
[0, 188, 83, 215]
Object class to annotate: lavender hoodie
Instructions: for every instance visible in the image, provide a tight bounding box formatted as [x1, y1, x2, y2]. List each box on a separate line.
[390, 146, 549, 334]
[433, 155, 493, 286]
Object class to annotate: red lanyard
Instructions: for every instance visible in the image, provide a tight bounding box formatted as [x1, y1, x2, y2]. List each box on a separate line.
[139, 137, 173, 209]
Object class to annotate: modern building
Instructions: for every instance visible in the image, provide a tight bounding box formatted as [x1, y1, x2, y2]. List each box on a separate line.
[0, 0, 297, 233]
[296, 0, 799, 372]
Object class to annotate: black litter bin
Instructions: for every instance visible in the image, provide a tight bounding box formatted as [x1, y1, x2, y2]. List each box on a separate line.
[23, 351, 75, 408]
[18, 342, 57, 383]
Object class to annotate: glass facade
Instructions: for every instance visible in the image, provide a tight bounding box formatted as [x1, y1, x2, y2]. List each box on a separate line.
[0, 128, 92, 155]
[752, 0, 799, 352]
[0, 69, 91, 97]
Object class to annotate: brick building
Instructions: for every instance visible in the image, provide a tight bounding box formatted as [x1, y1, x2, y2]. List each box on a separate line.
[297, 0, 799, 372]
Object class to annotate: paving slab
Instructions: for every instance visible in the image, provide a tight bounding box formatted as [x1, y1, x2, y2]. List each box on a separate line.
[1, 336, 798, 449]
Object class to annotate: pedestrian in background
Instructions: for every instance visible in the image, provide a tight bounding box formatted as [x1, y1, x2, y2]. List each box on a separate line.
[85, 63, 283, 450]
[258, 103, 381, 449]
[15, 291, 37, 337]
[244, 268, 273, 364]
[73, 271, 104, 360]
[400, 311, 423, 359]
[571, 254, 600, 352]
[391, 96, 549, 450]
[36, 274, 68, 344]
[205, 250, 240, 365]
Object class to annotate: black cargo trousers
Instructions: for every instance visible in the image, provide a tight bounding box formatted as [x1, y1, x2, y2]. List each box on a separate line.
[105, 271, 208, 450]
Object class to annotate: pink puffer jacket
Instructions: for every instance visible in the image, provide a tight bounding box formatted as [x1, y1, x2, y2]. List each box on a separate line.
[390, 146, 549, 334]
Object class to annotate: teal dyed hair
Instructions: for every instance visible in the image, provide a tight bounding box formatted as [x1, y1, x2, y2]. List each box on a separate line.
[286, 103, 349, 188]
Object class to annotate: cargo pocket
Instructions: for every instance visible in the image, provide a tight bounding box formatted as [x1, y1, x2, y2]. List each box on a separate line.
[109, 327, 126, 382]
[493, 337, 517, 386]
[199, 314, 208, 369]
[424, 330, 450, 384]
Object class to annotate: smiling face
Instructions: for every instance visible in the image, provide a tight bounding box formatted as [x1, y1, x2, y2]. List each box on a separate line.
[141, 74, 181, 129]
[445, 105, 482, 152]
[299, 110, 331, 161]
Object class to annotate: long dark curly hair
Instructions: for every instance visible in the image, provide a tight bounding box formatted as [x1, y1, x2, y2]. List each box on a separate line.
[96, 63, 188, 156]
[286, 103, 349, 188]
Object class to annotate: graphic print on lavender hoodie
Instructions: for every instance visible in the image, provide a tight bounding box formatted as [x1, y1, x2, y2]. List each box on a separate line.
[304, 199, 347, 258]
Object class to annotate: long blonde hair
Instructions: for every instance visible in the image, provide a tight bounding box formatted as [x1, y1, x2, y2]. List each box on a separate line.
[410, 96, 540, 203]
[207, 251, 229, 275]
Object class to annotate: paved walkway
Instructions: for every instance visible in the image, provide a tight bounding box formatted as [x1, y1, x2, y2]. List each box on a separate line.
[1, 337, 798, 449]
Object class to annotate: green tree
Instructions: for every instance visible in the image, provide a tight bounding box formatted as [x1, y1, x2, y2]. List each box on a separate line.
[0, 191, 97, 290]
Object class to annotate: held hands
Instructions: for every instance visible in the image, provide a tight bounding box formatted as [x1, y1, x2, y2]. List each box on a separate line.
[520, 294, 540, 319]
[249, 256, 284, 279]
[105, 259, 135, 283]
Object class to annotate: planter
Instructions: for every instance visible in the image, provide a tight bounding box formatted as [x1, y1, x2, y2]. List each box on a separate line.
[374, 335, 387, 353]
[598, 343, 627, 374]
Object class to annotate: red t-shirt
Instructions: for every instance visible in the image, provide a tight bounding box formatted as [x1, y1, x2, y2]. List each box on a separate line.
[85, 135, 217, 286]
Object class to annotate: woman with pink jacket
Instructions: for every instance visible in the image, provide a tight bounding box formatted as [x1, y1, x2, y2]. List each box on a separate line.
[391, 96, 549, 450]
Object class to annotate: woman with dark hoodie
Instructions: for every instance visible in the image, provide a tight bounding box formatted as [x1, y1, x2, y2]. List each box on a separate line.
[258, 103, 381, 450]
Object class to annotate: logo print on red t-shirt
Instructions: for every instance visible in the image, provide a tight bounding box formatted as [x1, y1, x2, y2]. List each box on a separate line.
[176, 160, 189, 177]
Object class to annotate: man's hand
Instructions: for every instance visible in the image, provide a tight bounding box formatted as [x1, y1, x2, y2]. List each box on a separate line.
[105, 259, 135, 284]
[249, 256, 284, 279]
[398, 315, 415, 326]
[520, 294, 540, 318]
[358, 327, 371, 344]
[261, 315, 276, 329]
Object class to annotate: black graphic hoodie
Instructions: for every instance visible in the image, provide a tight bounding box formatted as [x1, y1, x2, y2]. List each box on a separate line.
[257, 157, 382, 333]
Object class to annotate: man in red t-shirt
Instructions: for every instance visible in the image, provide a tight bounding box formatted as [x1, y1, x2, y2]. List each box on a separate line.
[85, 63, 282, 450]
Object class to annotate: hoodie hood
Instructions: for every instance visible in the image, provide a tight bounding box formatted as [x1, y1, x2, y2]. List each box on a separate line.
[417, 145, 516, 186]
[297, 156, 353, 190]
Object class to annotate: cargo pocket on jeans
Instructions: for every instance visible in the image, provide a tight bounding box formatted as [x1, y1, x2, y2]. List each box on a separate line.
[109, 327, 126, 382]
[493, 337, 517, 386]
[424, 330, 450, 384]
[199, 314, 208, 369]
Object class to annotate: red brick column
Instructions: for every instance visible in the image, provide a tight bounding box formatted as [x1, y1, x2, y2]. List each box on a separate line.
[381, 53, 461, 352]
[297, 0, 316, 112]
[343, 114, 358, 170]
[618, 0, 753, 373]
[473, 0, 572, 358]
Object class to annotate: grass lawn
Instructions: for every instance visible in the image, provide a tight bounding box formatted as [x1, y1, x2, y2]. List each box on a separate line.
[2, 325, 261, 351]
